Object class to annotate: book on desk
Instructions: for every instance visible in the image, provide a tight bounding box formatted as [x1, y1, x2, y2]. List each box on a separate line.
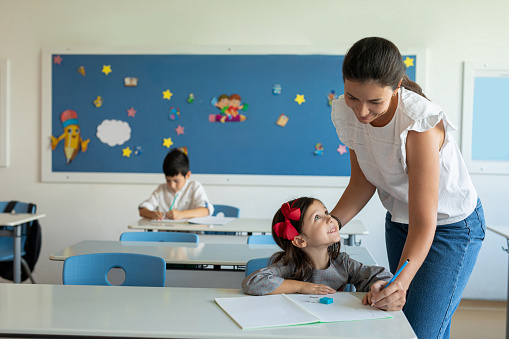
[215, 292, 392, 330]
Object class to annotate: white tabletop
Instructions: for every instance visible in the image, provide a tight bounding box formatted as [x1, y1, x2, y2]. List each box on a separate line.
[487, 225, 509, 239]
[0, 284, 416, 338]
[49, 240, 377, 266]
[129, 217, 369, 235]
[0, 212, 46, 226]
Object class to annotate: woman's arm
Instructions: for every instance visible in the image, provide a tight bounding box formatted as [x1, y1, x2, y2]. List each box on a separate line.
[331, 150, 376, 225]
[371, 121, 445, 309]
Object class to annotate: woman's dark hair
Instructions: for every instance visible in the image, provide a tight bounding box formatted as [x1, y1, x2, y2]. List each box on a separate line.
[271, 197, 341, 282]
[342, 37, 428, 99]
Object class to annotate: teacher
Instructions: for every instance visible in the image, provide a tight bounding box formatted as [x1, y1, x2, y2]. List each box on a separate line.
[330, 37, 485, 339]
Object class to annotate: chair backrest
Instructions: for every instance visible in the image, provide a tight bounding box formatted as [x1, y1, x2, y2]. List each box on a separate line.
[212, 204, 240, 218]
[247, 234, 276, 245]
[245, 257, 271, 276]
[119, 232, 198, 243]
[62, 253, 166, 286]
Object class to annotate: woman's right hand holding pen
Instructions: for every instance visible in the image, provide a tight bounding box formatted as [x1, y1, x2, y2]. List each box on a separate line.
[362, 280, 406, 311]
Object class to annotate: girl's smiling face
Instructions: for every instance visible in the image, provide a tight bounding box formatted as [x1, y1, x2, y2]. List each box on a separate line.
[300, 200, 341, 248]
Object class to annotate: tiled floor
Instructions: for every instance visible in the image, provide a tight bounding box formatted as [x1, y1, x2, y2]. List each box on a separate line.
[451, 299, 506, 339]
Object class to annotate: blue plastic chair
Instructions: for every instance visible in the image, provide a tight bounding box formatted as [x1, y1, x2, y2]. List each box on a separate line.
[120, 232, 198, 243]
[0, 201, 37, 283]
[62, 253, 166, 286]
[245, 257, 271, 276]
[247, 234, 276, 245]
[208, 204, 240, 235]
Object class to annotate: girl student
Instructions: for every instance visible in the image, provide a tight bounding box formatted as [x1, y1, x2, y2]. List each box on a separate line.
[330, 37, 485, 338]
[242, 197, 394, 308]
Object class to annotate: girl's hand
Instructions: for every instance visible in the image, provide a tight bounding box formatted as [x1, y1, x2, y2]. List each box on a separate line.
[298, 282, 336, 295]
[364, 280, 406, 311]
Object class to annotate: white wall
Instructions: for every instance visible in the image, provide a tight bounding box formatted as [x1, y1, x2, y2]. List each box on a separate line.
[0, 0, 507, 300]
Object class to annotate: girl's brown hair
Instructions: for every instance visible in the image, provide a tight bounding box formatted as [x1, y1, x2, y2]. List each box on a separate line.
[270, 197, 341, 281]
[342, 37, 428, 100]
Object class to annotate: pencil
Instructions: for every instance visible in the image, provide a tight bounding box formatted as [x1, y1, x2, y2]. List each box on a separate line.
[383, 259, 410, 290]
[170, 193, 178, 211]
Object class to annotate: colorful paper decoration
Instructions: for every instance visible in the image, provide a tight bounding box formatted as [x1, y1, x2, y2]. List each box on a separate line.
[178, 146, 188, 155]
[314, 143, 324, 155]
[134, 146, 143, 155]
[124, 77, 138, 87]
[163, 89, 173, 100]
[50, 109, 90, 164]
[328, 90, 337, 106]
[210, 93, 248, 123]
[169, 107, 180, 120]
[337, 144, 348, 155]
[276, 114, 289, 127]
[272, 84, 282, 95]
[127, 107, 137, 117]
[77, 66, 86, 76]
[163, 137, 174, 148]
[96, 119, 132, 147]
[294, 94, 306, 105]
[175, 125, 185, 135]
[404, 57, 414, 68]
[187, 93, 195, 103]
[53, 55, 62, 65]
[101, 65, 112, 75]
[93, 96, 103, 107]
[122, 147, 132, 157]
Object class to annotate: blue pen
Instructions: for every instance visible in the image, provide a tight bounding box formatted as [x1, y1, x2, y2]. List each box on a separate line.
[169, 193, 178, 211]
[384, 259, 410, 290]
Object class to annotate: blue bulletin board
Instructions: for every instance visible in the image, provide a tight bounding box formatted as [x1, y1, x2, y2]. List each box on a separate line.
[462, 62, 509, 175]
[41, 46, 423, 186]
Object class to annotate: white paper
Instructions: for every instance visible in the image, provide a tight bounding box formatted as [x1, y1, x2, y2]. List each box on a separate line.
[149, 218, 190, 223]
[188, 216, 235, 225]
[215, 293, 392, 330]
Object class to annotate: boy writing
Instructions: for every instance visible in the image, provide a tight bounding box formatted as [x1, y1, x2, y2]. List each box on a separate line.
[139, 149, 214, 220]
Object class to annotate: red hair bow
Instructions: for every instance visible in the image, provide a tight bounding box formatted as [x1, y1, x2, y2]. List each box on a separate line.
[273, 202, 301, 241]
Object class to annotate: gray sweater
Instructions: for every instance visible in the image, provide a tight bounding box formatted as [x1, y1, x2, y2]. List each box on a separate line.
[242, 252, 393, 295]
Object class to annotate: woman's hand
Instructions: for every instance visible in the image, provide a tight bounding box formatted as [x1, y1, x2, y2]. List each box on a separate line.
[362, 280, 406, 311]
[298, 282, 336, 295]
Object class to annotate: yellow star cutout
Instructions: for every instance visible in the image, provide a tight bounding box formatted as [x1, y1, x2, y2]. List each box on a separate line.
[163, 137, 174, 148]
[102, 65, 112, 75]
[294, 94, 306, 105]
[122, 147, 132, 157]
[162, 89, 173, 100]
[403, 57, 414, 68]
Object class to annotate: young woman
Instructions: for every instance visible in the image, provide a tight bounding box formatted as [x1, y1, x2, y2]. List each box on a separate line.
[330, 37, 485, 338]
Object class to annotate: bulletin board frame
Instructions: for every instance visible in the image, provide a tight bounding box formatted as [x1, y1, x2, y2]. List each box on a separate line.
[41, 45, 426, 186]
[461, 61, 509, 175]
[0, 59, 9, 168]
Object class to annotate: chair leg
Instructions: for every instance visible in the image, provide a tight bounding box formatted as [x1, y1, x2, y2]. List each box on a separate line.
[20, 258, 36, 284]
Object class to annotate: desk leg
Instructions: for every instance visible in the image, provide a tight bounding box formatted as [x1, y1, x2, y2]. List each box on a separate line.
[506, 240, 509, 339]
[13, 225, 21, 284]
[345, 235, 354, 246]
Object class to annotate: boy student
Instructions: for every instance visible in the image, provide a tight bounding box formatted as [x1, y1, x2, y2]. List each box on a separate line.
[139, 149, 214, 220]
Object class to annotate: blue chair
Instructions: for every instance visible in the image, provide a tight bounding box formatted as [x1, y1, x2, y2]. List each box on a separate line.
[245, 257, 271, 276]
[0, 201, 38, 283]
[208, 204, 240, 235]
[247, 234, 276, 245]
[120, 232, 198, 243]
[62, 253, 166, 286]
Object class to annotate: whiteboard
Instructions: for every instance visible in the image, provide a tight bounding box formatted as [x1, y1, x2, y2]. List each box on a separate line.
[461, 62, 509, 175]
[41, 46, 425, 186]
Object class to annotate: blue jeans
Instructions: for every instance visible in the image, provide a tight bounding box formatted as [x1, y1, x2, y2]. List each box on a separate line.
[385, 198, 485, 339]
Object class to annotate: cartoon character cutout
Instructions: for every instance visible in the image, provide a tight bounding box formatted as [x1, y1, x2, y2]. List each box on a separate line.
[210, 93, 248, 123]
[51, 109, 90, 164]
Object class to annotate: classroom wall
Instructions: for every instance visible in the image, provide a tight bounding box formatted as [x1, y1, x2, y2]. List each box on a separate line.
[1, 0, 508, 300]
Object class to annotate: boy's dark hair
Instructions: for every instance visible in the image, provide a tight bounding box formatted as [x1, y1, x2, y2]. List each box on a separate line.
[270, 197, 341, 282]
[162, 149, 189, 177]
[342, 37, 428, 99]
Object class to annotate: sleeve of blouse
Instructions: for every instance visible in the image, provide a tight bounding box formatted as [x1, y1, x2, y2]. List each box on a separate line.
[241, 261, 293, 296]
[344, 255, 393, 292]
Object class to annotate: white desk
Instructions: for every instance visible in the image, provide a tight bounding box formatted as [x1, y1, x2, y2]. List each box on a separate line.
[486, 225, 509, 339]
[129, 218, 369, 245]
[0, 284, 416, 338]
[0, 212, 45, 283]
[50, 240, 377, 266]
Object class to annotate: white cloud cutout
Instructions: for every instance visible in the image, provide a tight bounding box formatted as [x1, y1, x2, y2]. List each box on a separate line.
[96, 119, 131, 147]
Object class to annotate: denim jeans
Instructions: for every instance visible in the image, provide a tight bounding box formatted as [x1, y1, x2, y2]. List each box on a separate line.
[385, 198, 485, 339]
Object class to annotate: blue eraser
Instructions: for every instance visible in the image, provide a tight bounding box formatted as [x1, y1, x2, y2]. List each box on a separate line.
[319, 297, 333, 304]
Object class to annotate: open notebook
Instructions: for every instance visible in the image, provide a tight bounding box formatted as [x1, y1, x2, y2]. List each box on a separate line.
[215, 293, 392, 330]
[150, 216, 235, 225]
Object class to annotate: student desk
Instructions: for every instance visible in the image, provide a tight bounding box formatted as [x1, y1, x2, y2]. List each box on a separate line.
[49, 240, 377, 267]
[0, 212, 46, 283]
[129, 218, 369, 246]
[0, 284, 417, 338]
[486, 225, 509, 339]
